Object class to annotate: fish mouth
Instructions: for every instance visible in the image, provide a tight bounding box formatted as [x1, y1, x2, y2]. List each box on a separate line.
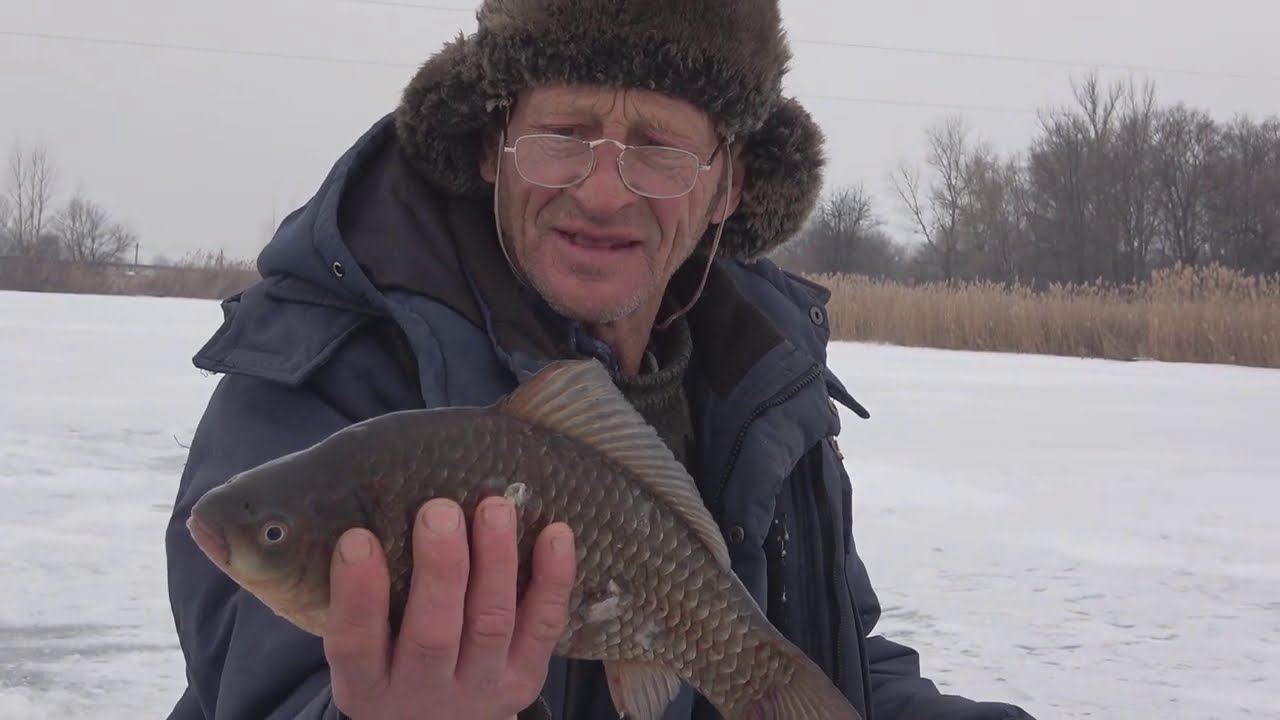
[187, 513, 231, 567]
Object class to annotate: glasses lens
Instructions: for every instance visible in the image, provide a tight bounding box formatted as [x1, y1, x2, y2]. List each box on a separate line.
[513, 135, 592, 187]
[621, 147, 700, 198]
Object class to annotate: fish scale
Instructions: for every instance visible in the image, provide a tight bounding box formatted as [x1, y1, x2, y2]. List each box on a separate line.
[401, 415, 786, 701]
[186, 359, 863, 720]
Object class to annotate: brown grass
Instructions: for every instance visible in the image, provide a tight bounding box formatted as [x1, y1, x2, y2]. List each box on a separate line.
[4, 252, 1277, 369]
[813, 263, 1280, 369]
[0, 250, 258, 299]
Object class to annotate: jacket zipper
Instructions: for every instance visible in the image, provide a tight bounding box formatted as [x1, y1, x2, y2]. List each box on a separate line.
[815, 449, 849, 689]
[713, 362, 824, 510]
[713, 361, 851, 699]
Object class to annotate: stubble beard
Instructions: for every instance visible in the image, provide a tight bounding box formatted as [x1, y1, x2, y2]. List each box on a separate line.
[498, 194, 659, 326]
[493, 173, 720, 329]
[526, 250, 653, 325]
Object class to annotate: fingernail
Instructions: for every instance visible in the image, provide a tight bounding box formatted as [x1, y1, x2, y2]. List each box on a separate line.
[551, 528, 573, 556]
[424, 501, 460, 534]
[339, 532, 372, 565]
[482, 499, 513, 530]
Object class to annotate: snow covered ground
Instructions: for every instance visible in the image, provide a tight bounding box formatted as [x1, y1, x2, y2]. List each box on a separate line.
[0, 289, 1276, 719]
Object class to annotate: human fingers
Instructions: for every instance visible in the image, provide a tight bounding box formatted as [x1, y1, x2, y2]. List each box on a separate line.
[505, 522, 576, 693]
[324, 528, 392, 712]
[453, 495, 520, 690]
[390, 499, 470, 686]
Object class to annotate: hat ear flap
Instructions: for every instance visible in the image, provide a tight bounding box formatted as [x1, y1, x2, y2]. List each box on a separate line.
[702, 98, 826, 261]
[395, 34, 497, 197]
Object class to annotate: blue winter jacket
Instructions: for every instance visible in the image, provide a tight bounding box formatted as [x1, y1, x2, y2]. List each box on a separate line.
[163, 114, 1034, 720]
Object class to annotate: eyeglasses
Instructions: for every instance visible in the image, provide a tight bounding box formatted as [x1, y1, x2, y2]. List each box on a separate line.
[502, 134, 723, 199]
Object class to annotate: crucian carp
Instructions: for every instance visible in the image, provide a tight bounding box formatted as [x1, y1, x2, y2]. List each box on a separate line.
[187, 358, 862, 720]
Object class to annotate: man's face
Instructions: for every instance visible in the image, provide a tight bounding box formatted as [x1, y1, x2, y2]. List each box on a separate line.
[480, 85, 741, 326]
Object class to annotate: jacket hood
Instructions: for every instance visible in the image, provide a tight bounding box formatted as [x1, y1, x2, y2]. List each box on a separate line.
[255, 115, 483, 327]
[254, 118, 395, 315]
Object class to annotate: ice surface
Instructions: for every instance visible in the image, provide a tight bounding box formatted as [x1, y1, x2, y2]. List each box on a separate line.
[0, 291, 221, 719]
[827, 342, 1280, 719]
[1, 290, 1277, 719]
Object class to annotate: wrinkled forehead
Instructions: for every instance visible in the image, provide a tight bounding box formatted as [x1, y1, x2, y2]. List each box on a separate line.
[511, 84, 720, 148]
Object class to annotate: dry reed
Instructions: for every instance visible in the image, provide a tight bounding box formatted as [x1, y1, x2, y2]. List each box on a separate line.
[0, 250, 258, 300]
[5, 252, 1277, 369]
[813, 263, 1280, 369]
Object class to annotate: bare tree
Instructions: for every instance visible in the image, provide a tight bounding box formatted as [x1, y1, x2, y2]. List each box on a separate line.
[52, 191, 136, 265]
[771, 185, 910, 278]
[1152, 103, 1218, 266]
[811, 184, 879, 271]
[4, 142, 57, 257]
[892, 115, 974, 281]
[818, 185, 876, 240]
[963, 148, 1030, 282]
[1204, 115, 1280, 274]
[1025, 73, 1133, 284]
[0, 194, 12, 254]
[802, 70, 1278, 287]
[1107, 79, 1160, 282]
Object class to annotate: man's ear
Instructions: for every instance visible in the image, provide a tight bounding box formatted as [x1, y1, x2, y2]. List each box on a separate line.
[710, 142, 746, 224]
[478, 128, 500, 184]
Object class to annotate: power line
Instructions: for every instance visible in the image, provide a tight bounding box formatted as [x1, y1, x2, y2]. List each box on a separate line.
[0, 28, 1038, 116]
[0, 29, 405, 68]
[336, 0, 476, 11]
[803, 94, 1035, 116]
[798, 39, 1280, 83]
[336, 0, 1280, 84]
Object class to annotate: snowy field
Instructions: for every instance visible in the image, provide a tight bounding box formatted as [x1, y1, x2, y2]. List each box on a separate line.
[1, 288, 1276, 719]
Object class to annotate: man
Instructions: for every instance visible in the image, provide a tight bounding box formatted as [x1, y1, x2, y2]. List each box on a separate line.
[164, 0, 1037, 718]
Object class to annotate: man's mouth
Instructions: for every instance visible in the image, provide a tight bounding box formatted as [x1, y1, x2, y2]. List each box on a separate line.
[552, 229, 642, 251]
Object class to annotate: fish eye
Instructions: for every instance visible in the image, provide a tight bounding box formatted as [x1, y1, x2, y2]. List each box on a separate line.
[260, 521, 288, 545]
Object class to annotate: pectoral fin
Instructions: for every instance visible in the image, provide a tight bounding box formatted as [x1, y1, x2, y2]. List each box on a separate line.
[603, 661, 684, 720]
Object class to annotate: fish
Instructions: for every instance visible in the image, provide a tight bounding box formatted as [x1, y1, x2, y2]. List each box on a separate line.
[186, 357, 862, 720]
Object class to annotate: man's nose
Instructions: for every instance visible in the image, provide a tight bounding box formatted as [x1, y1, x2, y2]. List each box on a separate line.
[569, 145, 639, 218]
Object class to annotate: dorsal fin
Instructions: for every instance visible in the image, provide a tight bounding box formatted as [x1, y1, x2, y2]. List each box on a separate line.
[498, 359, 731, 571]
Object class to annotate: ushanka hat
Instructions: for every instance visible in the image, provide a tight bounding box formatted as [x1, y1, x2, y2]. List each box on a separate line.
[393, 0, 827, 261]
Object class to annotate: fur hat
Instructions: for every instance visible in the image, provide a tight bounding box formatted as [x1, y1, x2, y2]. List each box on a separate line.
[393, 0, 826, 261]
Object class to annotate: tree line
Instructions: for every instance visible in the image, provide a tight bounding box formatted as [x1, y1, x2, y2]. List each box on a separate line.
[0, 142, 139, 266]
[6, 71, 1278, 288]
[775, 72, 1280, 286]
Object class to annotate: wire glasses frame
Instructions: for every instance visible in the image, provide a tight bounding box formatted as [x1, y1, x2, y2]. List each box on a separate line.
[501, 133, 726, 199]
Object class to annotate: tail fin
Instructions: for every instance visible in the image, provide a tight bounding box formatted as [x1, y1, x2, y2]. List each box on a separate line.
[734, 650, 863, 720]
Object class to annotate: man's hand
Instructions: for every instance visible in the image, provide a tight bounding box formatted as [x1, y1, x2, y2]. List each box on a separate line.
[321, 495, 577, 720]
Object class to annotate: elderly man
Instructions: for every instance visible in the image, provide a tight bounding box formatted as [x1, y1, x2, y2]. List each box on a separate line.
[164, 0, 1037, 719]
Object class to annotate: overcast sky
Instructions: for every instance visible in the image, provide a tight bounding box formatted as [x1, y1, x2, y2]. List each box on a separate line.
[3, 0, 1278, 263]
